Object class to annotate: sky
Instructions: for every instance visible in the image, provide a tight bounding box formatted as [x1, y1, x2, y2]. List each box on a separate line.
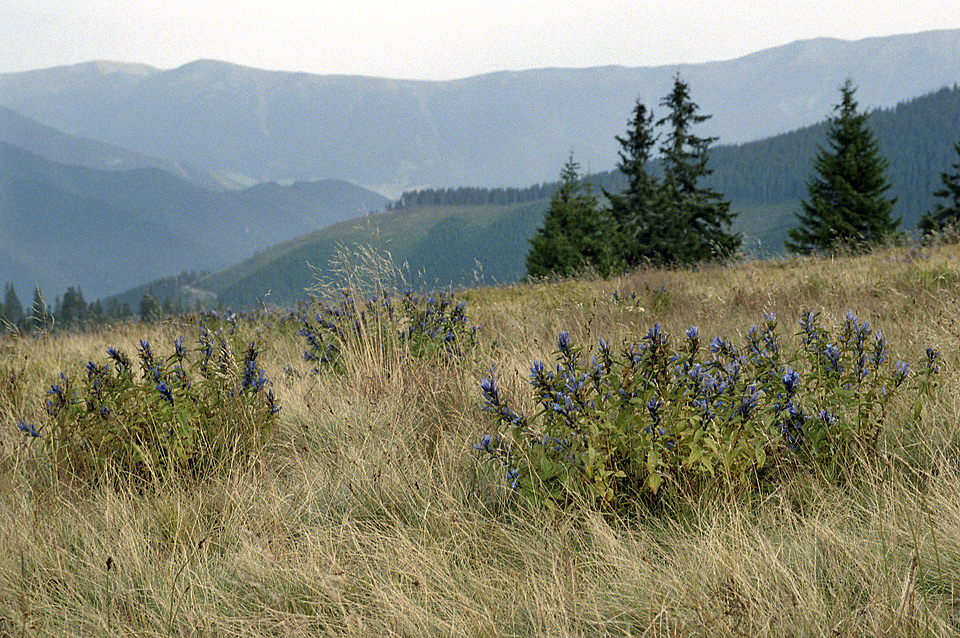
[2, 1, 960, 81]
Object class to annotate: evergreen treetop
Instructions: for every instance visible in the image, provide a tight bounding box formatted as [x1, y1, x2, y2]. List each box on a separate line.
[526, 154, 615, 278]
[140, 289, 162, 322]
[654, 75, 740, 264]
[786, 80, 899, 254]
[2, 283, 24, 328]
[605, 99, 664, 266]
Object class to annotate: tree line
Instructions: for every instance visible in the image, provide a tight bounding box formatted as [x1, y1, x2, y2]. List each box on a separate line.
[0, 282, 189, 333]
[388, 84, 960, 244]
[387, 184, 555, 210]
[526, 77, 960, 277]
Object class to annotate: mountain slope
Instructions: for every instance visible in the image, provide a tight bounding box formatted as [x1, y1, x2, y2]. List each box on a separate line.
[0, 143, 389, 299]
[2, 30, 959, 193]
[185, 201, 548, 308]
[167, 82, 960, 309]
[0, 105, 237, 191]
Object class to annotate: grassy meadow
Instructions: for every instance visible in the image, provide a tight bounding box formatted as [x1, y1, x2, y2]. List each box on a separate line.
[2, 244, 960, 636]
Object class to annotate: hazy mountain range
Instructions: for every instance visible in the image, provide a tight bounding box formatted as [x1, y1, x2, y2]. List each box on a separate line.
[144, 82, 960, 310]
[0, 139, 387, 300]
[2, 29, 960, 195]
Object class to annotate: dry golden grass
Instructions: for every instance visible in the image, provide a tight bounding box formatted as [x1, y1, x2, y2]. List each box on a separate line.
[2, 245, 960, 636]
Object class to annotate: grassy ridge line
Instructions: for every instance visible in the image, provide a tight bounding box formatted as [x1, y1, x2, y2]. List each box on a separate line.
[191, 198, 795, 309]
[195, 200, 551, 307]
[3, 245, 959, 635]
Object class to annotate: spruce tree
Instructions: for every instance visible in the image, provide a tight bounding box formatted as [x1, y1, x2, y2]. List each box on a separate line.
[918, 140, 960, 237]
[2, 283, 24, 328]
[140, 289, 162, 322]
[107, 299, 122, 322]
[605, 99, 666, 266]
[786, 80, 899, 254]
[656, 75, 740, 264]
[527, 155, 614, 278]
[89, 299, 104, 326]
[59, 286, 88, 331]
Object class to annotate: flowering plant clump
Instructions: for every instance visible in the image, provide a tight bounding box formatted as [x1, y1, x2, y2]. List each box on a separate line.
[17, 329, 279, 483]
[297, 290, 480, 372]
[474, 311, 940, 510]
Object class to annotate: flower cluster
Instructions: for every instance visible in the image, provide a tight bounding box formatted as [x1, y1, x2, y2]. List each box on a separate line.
[474, 311, 940, 509]
[18, 329, 280, 483]
[297, 290, 479, 372]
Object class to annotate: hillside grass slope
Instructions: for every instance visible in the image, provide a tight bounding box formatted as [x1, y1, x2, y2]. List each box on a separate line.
[2, 245, 960, 635]
[192, 200, 550, 308]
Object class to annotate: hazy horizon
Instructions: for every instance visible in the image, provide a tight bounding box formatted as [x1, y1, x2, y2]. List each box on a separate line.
[3, 1, 960, 81]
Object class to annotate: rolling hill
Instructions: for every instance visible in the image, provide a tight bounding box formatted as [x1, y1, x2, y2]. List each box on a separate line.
[0, 143, 389, 300]
[2, 30, 959, 194]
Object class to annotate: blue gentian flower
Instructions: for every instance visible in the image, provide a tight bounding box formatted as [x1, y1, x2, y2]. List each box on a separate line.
[16, 420, 40, 437]
[155, 381, 174, 405]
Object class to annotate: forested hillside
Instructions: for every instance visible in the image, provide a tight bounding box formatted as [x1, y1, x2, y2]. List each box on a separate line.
[395, 83, 960, 249]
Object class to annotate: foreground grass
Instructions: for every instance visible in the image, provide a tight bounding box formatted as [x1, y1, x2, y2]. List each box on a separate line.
[2, 246, 960, 636]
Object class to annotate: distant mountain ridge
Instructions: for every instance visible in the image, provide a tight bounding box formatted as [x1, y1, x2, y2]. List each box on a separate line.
[2, 29, 959, 194]
[0, 105, 239, 191]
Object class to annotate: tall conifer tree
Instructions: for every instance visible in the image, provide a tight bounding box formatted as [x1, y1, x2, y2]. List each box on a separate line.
[2, 283, 24, 328]
[656, 75, 740, 263]
[605, 99, 665, 266]
[786, 80, 899, 253]
[140, 289, 162, 322]
[527, 155, 614, 278]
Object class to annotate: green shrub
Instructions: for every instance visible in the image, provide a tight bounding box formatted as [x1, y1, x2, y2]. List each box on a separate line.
[475, 311, 941, 511]
[19, 329, 279, 484]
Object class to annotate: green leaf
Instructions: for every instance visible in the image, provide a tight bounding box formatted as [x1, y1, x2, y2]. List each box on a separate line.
[647, 472, 662, 494]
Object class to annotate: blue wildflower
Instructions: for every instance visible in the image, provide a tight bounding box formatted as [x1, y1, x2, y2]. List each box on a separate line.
[474, 434, 494, 453]
[265, 389, 281, 415]
[822, 343, 842, 374]
[138, 339, 155, 368]
[925, 347, 941, 374]
[646, 396, 662, 427]
[781, 367, 800, 395]
[737, 386, 759, 419]
[155, 381, 174, 405]
[16, 420, 40, 437]
[894, 361, 910, 387]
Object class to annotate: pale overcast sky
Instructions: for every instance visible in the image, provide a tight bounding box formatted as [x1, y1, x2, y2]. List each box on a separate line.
[2, 1, 960, 80]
